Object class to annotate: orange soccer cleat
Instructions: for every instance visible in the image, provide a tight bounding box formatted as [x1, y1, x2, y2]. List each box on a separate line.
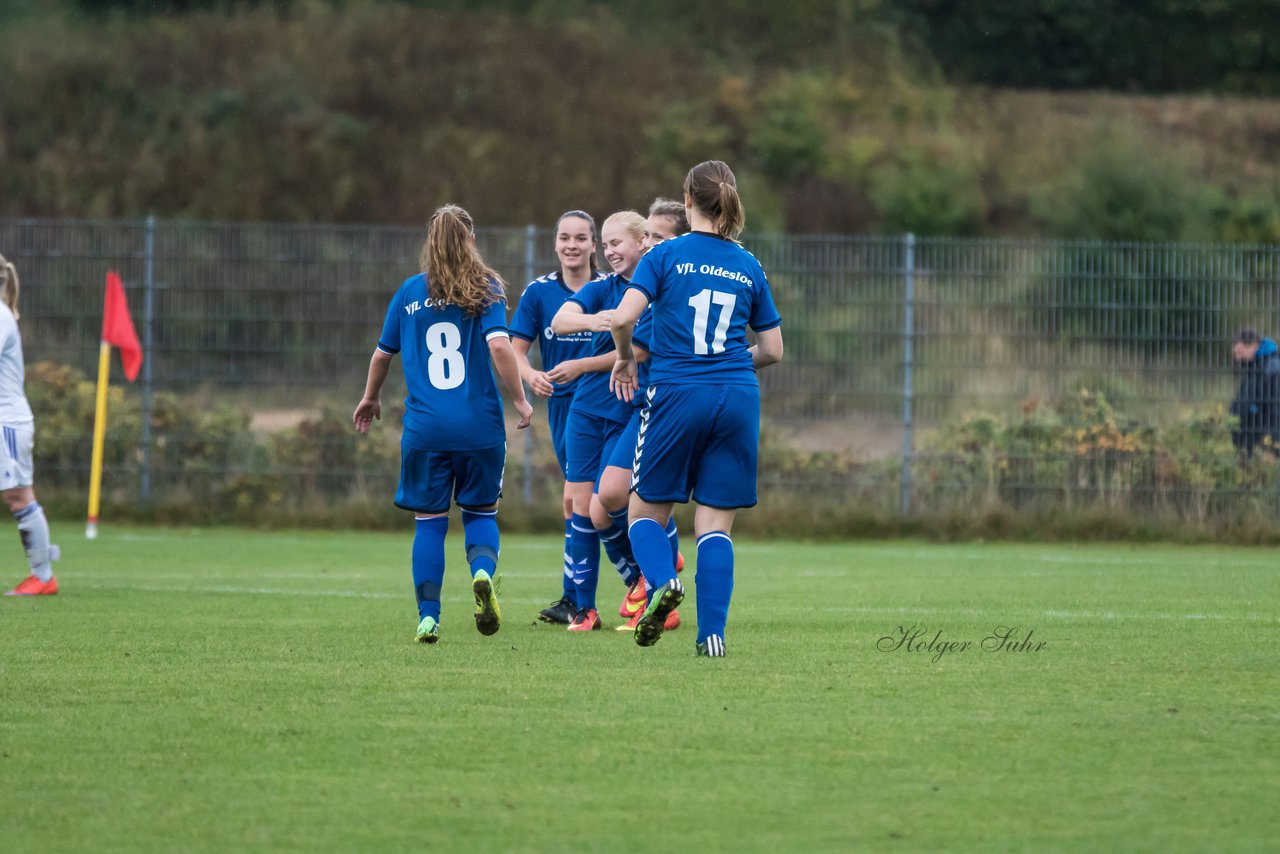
[675, 551, 685, 573]
[567, 608, 602, 632]
[619, 578, 647, 618]
[617, 606, 643, 632]
[617, 603, 680, 632]
[5, 575, 58, 596]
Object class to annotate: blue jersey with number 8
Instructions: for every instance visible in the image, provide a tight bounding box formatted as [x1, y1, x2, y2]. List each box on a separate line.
[627, 232, 781, 386]
[377, 273, 510, 451]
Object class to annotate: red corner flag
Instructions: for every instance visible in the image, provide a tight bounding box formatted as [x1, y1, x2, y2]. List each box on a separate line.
[103, 271, 143, 382]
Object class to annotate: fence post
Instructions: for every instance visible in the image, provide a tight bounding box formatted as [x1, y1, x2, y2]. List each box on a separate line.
[522, 223, 536, 506]
[900, 233, 916, 516]
[140, 215, 156, 502]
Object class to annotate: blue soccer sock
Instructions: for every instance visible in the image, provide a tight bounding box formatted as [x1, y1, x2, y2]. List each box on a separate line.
[461, 509, 499, 579]
[569, 513, 600, 611]
[665, 516, 680, 566]
[600, 508, 640, 587]
[412, 516, 449, 621]
[695, 532, 734, 642]
[629, 517, 677, 594]
[562, 518, 574, 599]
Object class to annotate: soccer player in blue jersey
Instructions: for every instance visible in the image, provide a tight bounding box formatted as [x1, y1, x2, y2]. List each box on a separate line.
[509, 211, 602, 625]
[550, 210, 652, 631]
[609, 162, 784, 656]
[353, 205, 532, 644]
[597, 199, 691, 632]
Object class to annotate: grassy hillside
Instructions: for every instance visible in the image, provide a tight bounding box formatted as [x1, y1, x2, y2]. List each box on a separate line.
[2, 2, 1280, 238]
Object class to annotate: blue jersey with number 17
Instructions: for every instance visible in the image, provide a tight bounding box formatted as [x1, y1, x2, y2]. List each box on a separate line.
[627, 232, 782, 386]
[377, 273, 510, 452]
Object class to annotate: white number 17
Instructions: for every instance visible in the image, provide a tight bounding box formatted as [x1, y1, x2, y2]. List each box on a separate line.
[688, 289, 737, 355]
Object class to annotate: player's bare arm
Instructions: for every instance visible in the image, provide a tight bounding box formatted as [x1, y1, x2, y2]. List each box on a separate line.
[512, 336, 554, 397]
[551, 301, 614, 334]
[749, 327, 784, 369]
[489, 336, 533, 429]
[354, 348, 394, 433]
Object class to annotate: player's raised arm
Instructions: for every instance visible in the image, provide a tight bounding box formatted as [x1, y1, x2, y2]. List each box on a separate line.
[552, 300, 613, 334]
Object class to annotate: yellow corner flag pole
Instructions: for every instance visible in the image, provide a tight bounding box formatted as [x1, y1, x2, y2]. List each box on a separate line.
[86, 341, 111, 540]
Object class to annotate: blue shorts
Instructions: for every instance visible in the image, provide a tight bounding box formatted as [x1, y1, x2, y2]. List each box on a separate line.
[565, 410, 627, 486]
[605, 410, 642, 471]
[631, 384, 760, 509]
[548, 395, 573, 478]
[395, 444, 506, 514]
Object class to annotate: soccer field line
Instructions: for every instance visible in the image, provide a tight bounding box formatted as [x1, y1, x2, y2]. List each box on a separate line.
[819, 604, 1279, 622]
[83, 531, 1280, 569]
[62, 580, 1278, 622]
[68, 580, 554, 606]
[72, 571, 542, 583]
[850, 547, 1280, 569]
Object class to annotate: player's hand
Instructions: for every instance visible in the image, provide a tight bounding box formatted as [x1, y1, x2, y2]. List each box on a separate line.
[353, 398, 381, 433]
[610, 357, 637, 402]
[526, 371, 555, 398]
[591, 310, 615, 332]
[514, 398, 533, 430]
[547, 359, 584, 384]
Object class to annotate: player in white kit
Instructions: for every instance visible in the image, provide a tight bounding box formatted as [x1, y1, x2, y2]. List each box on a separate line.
[0, 254, 60, 596]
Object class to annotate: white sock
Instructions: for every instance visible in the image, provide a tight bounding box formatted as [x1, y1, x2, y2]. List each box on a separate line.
[15, 501, 55, 582]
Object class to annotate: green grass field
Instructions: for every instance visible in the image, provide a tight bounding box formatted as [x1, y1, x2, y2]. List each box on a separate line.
[2, 528, 1277, 852]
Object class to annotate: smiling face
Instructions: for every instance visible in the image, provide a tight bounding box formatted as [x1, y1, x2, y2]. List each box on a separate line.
[556, 214, 596, 276]
[602, 220, 645, 278]
[643, 214, 681, 250]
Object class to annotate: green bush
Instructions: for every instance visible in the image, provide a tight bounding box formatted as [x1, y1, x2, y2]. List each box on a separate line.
[750, 74, 830, 182]
[1031, 137, 1217, 242]
[913, 389, 1277, 527]
[1210, 189, 1280, 244]
[870, 145, 986, 236]
[23, 361, 1280, 540]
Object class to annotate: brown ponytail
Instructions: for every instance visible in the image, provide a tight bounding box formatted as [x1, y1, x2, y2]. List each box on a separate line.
[418, 205, 505, 315]
[0, 253, 19, 320]
[683, 160, 746, 242]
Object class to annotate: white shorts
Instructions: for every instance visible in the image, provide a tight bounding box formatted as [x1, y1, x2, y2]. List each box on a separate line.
[0, 424, 34, 491]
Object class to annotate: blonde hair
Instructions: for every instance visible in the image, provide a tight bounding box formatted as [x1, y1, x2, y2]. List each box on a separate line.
[683, 160, 746, 241]
[418, 205, 505, 316]
[602, 210, 647, 245]
[648, 198, 689, 235]
[0, 253, 19, 320]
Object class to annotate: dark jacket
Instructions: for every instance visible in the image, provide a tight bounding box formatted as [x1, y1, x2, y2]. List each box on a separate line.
[1230, 338, 1280, 456]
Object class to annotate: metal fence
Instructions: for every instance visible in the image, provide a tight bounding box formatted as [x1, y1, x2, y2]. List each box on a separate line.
[3, 217, 1279, 529]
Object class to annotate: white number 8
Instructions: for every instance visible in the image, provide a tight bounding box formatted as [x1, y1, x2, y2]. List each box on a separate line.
[425, 322, 465, 389]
